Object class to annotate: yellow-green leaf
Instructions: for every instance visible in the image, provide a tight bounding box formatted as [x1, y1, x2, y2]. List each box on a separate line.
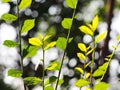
[95, 31, 107, 43]
[117, 35, 120, 41]
[79, 25, 93, 36]
[78, 43, 87, 52]
[86, 49, 94, 56]
[19, 0, 32, 10]
[61, 18, 73, 29]
[21, 19, 35, 33]
[38, 33, 43, 40]
[75, 67, 84, 74]
[44, 41, 56, 50]
[66, 0, 78, 9]
[75, 79, 90, 87]
[77, 53, 86, 60]
[44, 34, 52, 41]
[29, 38, 42, 47]
[85, 73, 90, 79]
[2, 0, 11, 3]
[92, 15, 99, 31]
[8, 69, 22, 77]
[94, 82, 110, 90]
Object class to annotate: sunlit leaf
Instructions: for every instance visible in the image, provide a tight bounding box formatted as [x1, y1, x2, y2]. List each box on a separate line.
[86, 49, 94, 56]
[45, 86, 54, 90]
[117, 35, 120, 41]
[44, 34, 52, 41]
[29, 38, 42, 47]
[99, 62, 108, 70]
[8, 69, 22, 77]
[95, 31, 107, 43]
[79, 25, 93, 36]
[24, 77, 42, 86]
[23, 45, 38, 58]
[38, 33, 43, 40]
[75, 67, 84, 74]
[66, 0, 78, 9]
[45, 76, 57, 85]
[56, 37, 66, 50]
[44, 41, 56, 50]
[94, 82, 110, 90]
[61, 18, 73, 29]
[92, 15, 99, 31]
[85, 88, 91, 90]
[1, 13, 17, 22]
[2, 0, 11, 2]
[78, 43, 87, 52]
[21, 19, 35, 33]
[3, 40, 19, 47]
[77, 53, 86, 60]
[19, 0, 32, 10]
[55, 79, 64, 85]
[85, 73, 90, 79]
[75, 79, 90, 87]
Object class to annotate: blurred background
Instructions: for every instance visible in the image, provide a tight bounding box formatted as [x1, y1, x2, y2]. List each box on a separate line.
[0, 0, 120, 90]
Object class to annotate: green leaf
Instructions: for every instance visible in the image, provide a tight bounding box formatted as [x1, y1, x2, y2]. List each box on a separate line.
[79, 25, 93, 36]
[85, 73, 90, 79]
[57, 79, 64, 85]
[66, 0, 78, 9]
[8, 69, 22, 77]
[45, 76, 57, 85]
[75, 67, 84, 74]
[3, 40, 19, 47]
[44, 34, 52, 41]
[94, 82, 110, 90]
[44, 41, 56, 50]
[75, 79, 90, 87]
[19, 0, 32, 10]
[24, 77, 42, 86]
[56, 37, 66, 50]
[77, 53, 86, 60]
[61, 18, 72, 29]
[78, 43, 87, 52]
[29, 37, 42, 47]
[117, 35, 120, 41]
[46, 61, 60, 71]
[23, 45, 38, 58]
[21, 19, 35, 33]
[86, 49, 94, 56]
[95, 31, 107, 43]
[1, 13, 17, 22]
[45, 86, 54, 90]
[2, 0, 11, 3]
[92, 15, 99, 31]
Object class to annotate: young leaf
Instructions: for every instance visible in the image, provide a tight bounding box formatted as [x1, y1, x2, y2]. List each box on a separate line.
[94, 82, 110, 90]
[117, 35, 120, 41]
[19, 0, 32, 10]
[86, 49, 94, 56]
[23, 45, 38, 58]
[92, 15, 99, 31]
[45, 86, 54, 90]
[24, 77, 42, 86]
[78, 43, 87, 52]
[43, 34, 52, 41]
[85, 73, 90, 79]
[29, 37, 42, 47]
[79, 25, 93, 36]
[56, 37, 66, 50]
[2, 0, 11, 3]
[21, 19, 35, 34]
[77, 53, 86, 60]
[75, 67, 84, 74]
[1, 13, 17, 22]
[75, 79, 90, 87]
[3, 40, 19, 47]
[61, 18, 73, 29]
[66, 0, 78, 9]
[8, 69, 22, 77]
[95, 31, 107, 43]
[44, 41, 56, 50]
[45, 76, 57, 85]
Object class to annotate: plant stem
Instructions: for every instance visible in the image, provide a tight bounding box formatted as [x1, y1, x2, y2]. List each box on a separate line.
[55, 8, 76, 90]
[16, 0, 26, 90]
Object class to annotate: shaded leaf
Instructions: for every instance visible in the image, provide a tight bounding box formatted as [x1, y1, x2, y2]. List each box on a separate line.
[3, 40, 19, 47]
[66, 0, 78, 9]
[75, 79, 90, 87]
[21, 19, 35, 33]
[95, 31, 107, 43]
[75, 67, 84, 74]
[24, 77, 42, 86]
[45, 76, 57, 85]
[44, 41, 56, 50]
[78, 43, 87, 52]
[29, 37, 42, 47]
[77, 53, 86, 60]
[94, 82, 110, 90]
[56, 37, 66, 50]
[45, 86, 54, 90]
[8, 69, 22, 77]
[92, 15, 99, 31]
[61, 18, 72, 29]
[2, 0, 11, 2]
[19, 0, 32, 10]
[79, 25, 93, 36]
[1, 13, 17, 22]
